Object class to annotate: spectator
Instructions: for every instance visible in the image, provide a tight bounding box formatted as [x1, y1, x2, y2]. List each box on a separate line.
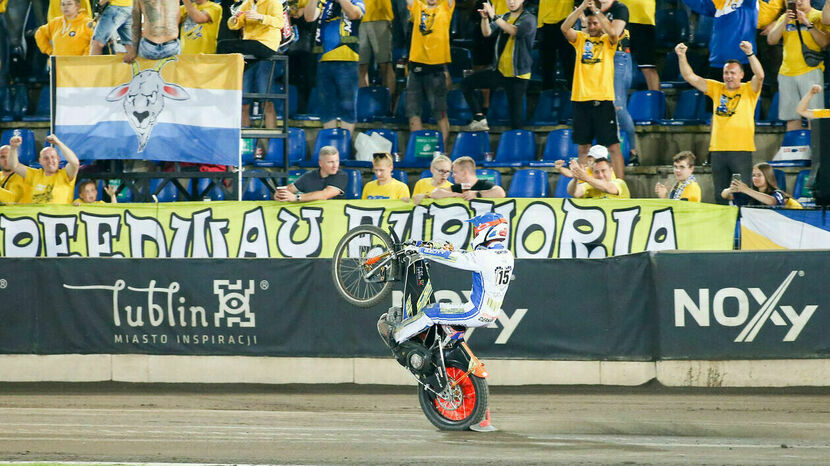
[538, 0, 577, 90]
[462, 0, 537, 131]
[273, 145, 348, 201]
[431, 156, 506, 200]
[7, 134, 80, 204]
[682, 0, 759, 79]
[361, 152, 410, 200]
[796, 83, 830, 118]
[620, 0, 660, 90]
[676, 41, 764, 205]
[721, 162, 802, 207]
[73, 180, 118, 205]
[179, 0, 223, 54]
[559, 145, 631, 199]
[124, 0, 182, 63]
[0, 144, 27, 204]
[599, 0, 639, 166]
[757, 0, 785, 90]
[89, 0, 135, 57]
[655, 151, 701, 202]
[411, 154, 452, 204]
[305, 0, 365, 135]
[358, 0, 395, 98]
[47, 0, 92, 20]
[766, 0, 829, 132]
[286, 0, 318, 113]
[406, 0, 454, 147]
[35, 0, 93, 56]
[562, 0, 626, 179]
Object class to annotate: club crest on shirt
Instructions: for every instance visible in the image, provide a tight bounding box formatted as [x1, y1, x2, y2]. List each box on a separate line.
[183, 17, 204, 40]
[581, 39, 603, 65]
[715, 93, 741, 117]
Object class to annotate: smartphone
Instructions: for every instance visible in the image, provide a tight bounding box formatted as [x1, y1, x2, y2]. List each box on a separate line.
[731, 173, 742, 183]
[461, 183, 472, 191]
[787, 0, 796, 11]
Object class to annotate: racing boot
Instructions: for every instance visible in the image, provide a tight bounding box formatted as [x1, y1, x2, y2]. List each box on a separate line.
[376, 313, 397, 349]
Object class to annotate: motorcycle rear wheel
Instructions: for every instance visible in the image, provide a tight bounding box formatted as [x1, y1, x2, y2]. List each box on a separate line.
[331, 225, 398, 308]
[417, 362, 488, 431]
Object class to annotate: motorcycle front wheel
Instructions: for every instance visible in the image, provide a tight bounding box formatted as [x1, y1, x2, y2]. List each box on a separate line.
[418, 362, 489, 431]
[331, 225, 399, 308]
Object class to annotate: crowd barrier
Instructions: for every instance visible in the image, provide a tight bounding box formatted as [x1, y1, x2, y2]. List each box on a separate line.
[1, 250, 828, 386]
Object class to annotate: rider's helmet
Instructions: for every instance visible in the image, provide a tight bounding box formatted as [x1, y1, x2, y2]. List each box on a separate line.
[467, 212, 508, 250]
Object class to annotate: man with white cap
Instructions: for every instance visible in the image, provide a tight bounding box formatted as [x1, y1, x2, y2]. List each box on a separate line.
[557, 145, 630, 199]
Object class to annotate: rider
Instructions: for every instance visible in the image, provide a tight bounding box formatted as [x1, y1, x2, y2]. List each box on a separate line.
[379, 212, 514, 348]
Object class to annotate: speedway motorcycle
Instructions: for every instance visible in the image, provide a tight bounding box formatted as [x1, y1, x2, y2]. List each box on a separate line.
[331, 225, 491, 431]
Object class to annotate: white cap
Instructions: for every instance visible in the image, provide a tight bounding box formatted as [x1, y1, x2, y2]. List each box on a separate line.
[587, 145, 609, 161]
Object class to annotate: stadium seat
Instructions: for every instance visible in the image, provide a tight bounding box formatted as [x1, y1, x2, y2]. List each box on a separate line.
[292, 86, 321, 120]
[793, 169, 811, 199]
[372, 169, 408, 185]
[483, 129, 535, 167]
[356, 86, 390, 122]
[342, 168, 363, 199]
[0, 86, 11, 122]
[242, 174, 273, 201]
[149, 179, 180, 202]
[241, 139, 256, 165]
[301, 128, 351, 167]
[273, 84, 299, 119]
[781, 130, 811, 147]
[658, 89, 705, 125]
[400, 130, 444, 168]
[21, 89, 50, 122]
[0, 129, 37, 165]
[655, 8, 689, 48]
[529, 90, 563, 126]
[447, 89, 474, 125]
[757, 92, 785, 126]
[385, 90, 430, 124]
[365, 128, 399, 154]
[552, 173, 573, 198]
[486, 89, 526, 127]
[287, 169, 306, 184]
[530, 129, 577, 167]
[507, 169, 549, 198]
[448, 47, 472, 83]
[450, 131, 490, 162]
[476, 168, 501, 187]
[773, 169, 787, 192]
[691, 15, 713, 47]
[196, 178, 226, 201]
[661, 50, 705, 89]
[628, 90, 666, 125]
[255, 128, 307, 167]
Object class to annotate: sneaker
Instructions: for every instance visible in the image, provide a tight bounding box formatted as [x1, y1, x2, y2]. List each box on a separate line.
[627, 151, 640, 167]
[464, 118, 489, 132]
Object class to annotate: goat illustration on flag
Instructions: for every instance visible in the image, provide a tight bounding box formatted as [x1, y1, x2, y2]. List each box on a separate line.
[53, 54, 243, 165]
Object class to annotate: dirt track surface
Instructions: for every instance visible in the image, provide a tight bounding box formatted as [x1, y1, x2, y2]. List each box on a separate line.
[0, 383, 829, 465]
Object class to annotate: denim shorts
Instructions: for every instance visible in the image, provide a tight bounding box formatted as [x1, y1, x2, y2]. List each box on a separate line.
[92, 4, 133, 46]
[138, 37, 181, 60]
[316, 61, 358, 124]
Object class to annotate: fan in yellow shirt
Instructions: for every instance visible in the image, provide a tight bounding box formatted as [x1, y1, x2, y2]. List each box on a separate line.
[7, 134, 80, 205]
[412, 155, 452, 204]
[180, 0, 223, 54]
[797, 84, 830, 119]
[36, 0, 94, 56]
[362, 153, 411, 200]
[654, 151, 702, 202]
[0, 145, 28, 204]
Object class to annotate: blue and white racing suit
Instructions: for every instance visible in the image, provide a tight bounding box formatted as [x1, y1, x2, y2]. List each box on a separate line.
[393, 243, 514, 343]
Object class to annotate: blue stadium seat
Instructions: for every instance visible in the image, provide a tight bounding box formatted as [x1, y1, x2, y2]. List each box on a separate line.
[255, 128, 307, 167]
[149, 179, 180, 202]
[0, 129, 37, 165]
[273, 84, 299, 119]
[365, 128, 399, 154]
[793, 169, 811, 199]
[21, 90, 50, 122]
[448, 47, 472, 83]
[658, 89, 705, 125]
[292, 86, 321, 120]
[757, 92, 785, 126]
[0, 86, 11, 122]
[476, 168, 501, 187]
[486, 89, 526, 127]
[483, 129, 535, 167]
[356, 86, 390, 122]
[781, 130, 811, 147]
[241, 139, 256, 165]
[343, 168, 363, 199]
[628, 90, 666, 125]
[773, 169, 787, 192]
[373, 169, 408, 185]
[450, 131, 490, 162]
[529, 90, 563, 126]
[385, 90, 430, 124]
[400, 130, 444, 168]
[530, 129, 577, 167]
[552, 173, 573, 198]
[447, 89, 474, 125]
[287, 169, 306, 184]
[300, 128, 351, 167]
[655, 8, 689, 48]
[242, 175, 273, 201]
[507, 169, 549, 198]
[196, 178, 226, 201]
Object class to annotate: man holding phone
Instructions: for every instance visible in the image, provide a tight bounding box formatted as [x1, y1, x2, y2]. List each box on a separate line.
[675, 40, 764, 205]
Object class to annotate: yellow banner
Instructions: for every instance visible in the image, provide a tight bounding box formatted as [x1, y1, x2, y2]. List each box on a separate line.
[0, 199, 737, 258]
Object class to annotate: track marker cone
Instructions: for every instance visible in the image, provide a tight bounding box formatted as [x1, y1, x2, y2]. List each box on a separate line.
[469, 409, 497, 432]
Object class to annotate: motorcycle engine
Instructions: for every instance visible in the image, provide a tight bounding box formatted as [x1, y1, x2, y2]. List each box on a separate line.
[395, 342, 435, 377]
